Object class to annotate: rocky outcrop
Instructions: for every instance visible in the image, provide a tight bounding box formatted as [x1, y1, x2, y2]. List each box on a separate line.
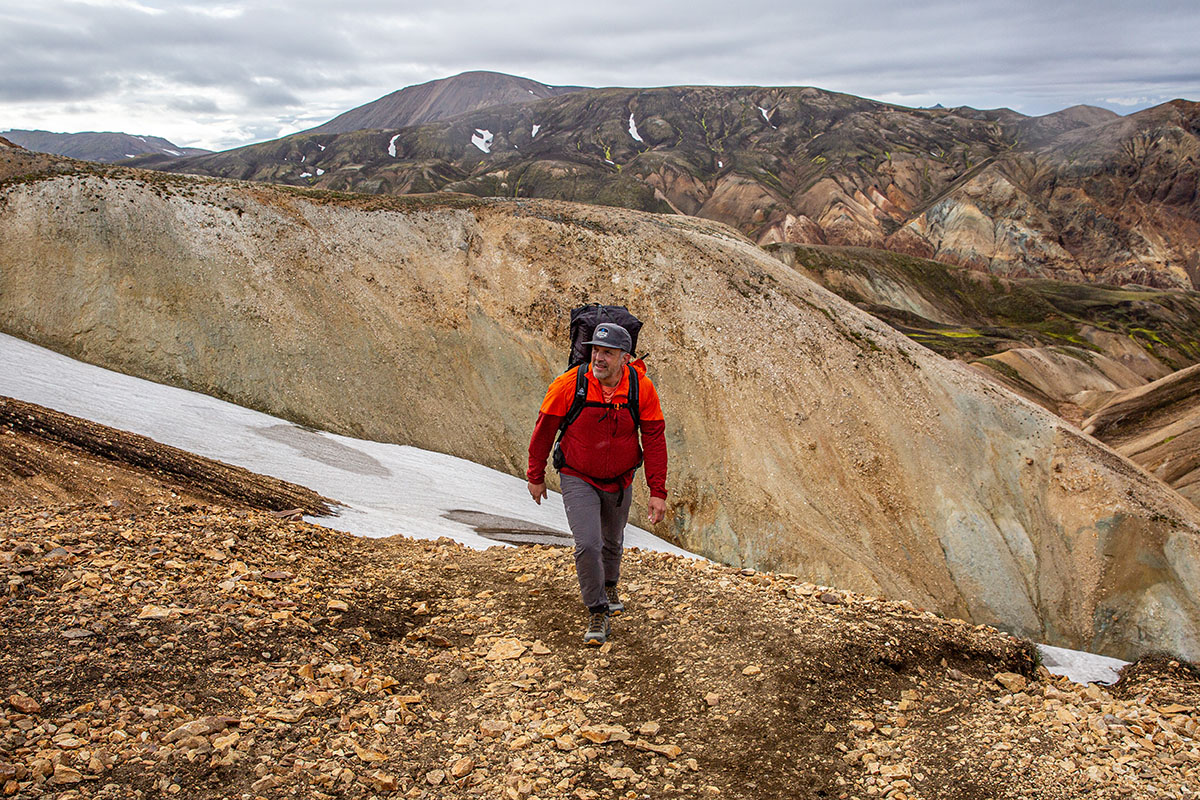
[2, 152, 1200, 660]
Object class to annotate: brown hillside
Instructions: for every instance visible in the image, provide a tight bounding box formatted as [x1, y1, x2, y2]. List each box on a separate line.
[2, 151, 1200, 661]
[1083, 364, 1200, 506]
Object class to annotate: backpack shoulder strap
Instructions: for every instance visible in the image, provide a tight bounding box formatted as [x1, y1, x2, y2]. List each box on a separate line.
[559, 364, 590, 433]
[627, 364, 640, 429]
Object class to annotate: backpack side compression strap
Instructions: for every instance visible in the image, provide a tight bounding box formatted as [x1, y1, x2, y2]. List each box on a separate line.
[626, 364, 640, 429]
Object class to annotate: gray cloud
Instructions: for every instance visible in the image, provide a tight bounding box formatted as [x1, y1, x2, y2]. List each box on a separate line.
[1, 0, 1196, 150]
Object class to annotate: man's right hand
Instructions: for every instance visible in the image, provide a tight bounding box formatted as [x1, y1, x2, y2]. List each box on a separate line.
[528, 481, 547, 505]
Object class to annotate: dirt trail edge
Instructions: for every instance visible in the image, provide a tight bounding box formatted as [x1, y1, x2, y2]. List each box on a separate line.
[0, 396, 333, 515]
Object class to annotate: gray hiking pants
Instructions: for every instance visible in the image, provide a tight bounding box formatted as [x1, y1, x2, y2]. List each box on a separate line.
[560, 474, 632, 612]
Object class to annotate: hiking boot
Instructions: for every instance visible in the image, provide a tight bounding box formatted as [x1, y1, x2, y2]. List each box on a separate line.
[605, 585, 625, 616]
[583, 611, 610, 646]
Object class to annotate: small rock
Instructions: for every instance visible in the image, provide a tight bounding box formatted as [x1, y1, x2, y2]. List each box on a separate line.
[994, 672, 1027, 692]
[579, 724, 631, 744]
[327, 600, 349, 613]
[450, 756, 475, 778]
[7, 695, 40, 714]
[49, 765, 83, 785]
[741, 665, 761, 676]
[61, 628, 94, 639]
[819, 592, 842, 605]
[635, 738, 682, 758]
[164, 717, 226, 743]
[250, 775, 282, 793]
[638, 721, 661, 736]
[480, 719, 510, 738]
[137, 605, 172, 620]
[426, 769, 445, 786]
[354, 744, 388, 762]
[531, 640, 552, 655]
[264, 708, 305, 723]
[704, 692, 721, 707]
[880, 764, 912, 779]
[485, 639, 527, 661]
[364, 771, 397, 792]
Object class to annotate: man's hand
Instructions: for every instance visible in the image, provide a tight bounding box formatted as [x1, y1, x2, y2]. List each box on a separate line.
[647, 496, 667, 525]
[528, 481, 547, 505]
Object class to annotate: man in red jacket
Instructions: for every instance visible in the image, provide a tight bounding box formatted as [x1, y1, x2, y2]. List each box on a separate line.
[527, 322, 668, 645]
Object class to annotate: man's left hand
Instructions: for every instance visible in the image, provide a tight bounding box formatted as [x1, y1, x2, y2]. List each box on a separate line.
[647, 497, 667, 525]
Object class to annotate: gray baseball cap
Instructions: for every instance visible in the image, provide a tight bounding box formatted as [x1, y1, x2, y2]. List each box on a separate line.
[584, 322, 632, 353]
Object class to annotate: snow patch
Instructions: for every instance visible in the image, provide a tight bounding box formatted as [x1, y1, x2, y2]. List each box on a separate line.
[317, 143, 326, 151]
[1038, 644, 1128, 685]
[301, 155, 305, 162]
[758, 106, 777, 129]
[388, 134, 401, 158]
[718, 160, 723, 168]
[161, 148, 182, 157]
[628, 113, 643, 142]
[0, 332, 696, 557]
[604, 159, 615, 165]
[531, 124, 540, 138]
[124, 154, 136, 159]
[316, 168, 324, 176]
[136, 136, 147, 142]
[471, 129, 493, 154]
[299, 171, 312, 178]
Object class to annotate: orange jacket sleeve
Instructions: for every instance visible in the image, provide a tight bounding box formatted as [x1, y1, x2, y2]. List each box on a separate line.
[527, 368, 578, 484]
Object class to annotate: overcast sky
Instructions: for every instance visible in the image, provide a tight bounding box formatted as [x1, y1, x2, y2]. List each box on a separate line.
[2, 0, 1197, 152]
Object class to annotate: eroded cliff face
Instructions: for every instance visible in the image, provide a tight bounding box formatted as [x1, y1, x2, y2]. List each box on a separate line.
[2, 153, 1199, 660]
[885, 102, 1200, 289]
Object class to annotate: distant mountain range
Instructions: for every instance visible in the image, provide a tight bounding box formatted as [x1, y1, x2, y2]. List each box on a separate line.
[1, 129, 210, 163]
[19, 70, 1200, 289]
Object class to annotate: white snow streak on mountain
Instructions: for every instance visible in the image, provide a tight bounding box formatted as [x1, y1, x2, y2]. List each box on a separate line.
[628, 114, 643, 142]
[471, 129, 493, 153]
[387, 134, 400, 158]
[0, 333, 1124, 683]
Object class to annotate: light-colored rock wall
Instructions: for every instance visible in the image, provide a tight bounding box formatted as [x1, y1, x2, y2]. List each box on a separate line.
[3, 166, 1200, 660]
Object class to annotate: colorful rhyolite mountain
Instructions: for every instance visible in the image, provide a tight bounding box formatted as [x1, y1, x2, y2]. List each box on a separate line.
[137, 72, 1200, 289]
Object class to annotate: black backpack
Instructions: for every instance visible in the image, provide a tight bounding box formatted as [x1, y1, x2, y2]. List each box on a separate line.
[567, 303, 643, 369]
[551, 304, 644, 478]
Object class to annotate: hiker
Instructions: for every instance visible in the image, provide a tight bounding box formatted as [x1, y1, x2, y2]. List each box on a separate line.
[527, 321, 668, 645]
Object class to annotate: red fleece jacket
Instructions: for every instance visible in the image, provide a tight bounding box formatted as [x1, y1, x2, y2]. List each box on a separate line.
[527, 363, 667, 498]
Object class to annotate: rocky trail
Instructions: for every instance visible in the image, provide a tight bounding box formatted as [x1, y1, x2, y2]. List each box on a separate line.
[2, 404, 1199, 799]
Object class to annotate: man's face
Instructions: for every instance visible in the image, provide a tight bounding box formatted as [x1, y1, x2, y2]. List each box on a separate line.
[590, 345, 628, 383]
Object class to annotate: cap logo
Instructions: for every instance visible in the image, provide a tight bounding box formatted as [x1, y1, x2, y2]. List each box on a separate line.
[596, 327, 609, 338]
